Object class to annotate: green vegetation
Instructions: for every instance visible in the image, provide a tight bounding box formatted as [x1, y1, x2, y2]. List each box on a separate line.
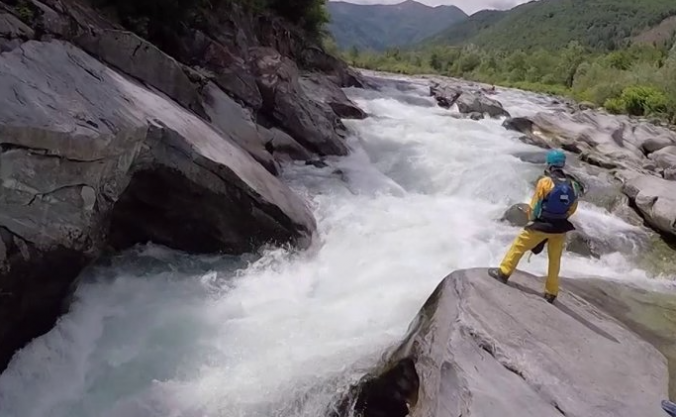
[94, 0, 329, 49]
[326, 0, 467, 51]
[344, 40, 676, 122]
[424, 0, 676, 52]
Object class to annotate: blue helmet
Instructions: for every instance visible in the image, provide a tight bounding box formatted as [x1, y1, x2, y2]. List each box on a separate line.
[546, 149, 566, 167]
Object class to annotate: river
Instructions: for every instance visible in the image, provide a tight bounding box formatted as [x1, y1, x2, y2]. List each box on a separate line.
[0, 73, 672, 417]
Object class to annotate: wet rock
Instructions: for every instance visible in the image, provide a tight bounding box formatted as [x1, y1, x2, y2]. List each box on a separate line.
[468, 111, 484, 121]
[250, 47, 349, 156]
[73, 29, 207, 118]
[455, 91, 510, 118]
[202, 82, 277, 174]
[561, 277, 676, 399]
[429, 82, 461, 109]
[566, 231, 600, 258]
[261, 127, 314, 163]
[299, 73, 366, 120]
[344, 269, 668, 417]
[0, 40, 316, 371]
[512, 150, 548, 164]
[501, 203, 530, 227]
[503, 117, 534, 134]
[620, 171, 676, 238]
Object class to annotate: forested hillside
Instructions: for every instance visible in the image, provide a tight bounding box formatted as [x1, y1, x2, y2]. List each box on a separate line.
[326, 0, 467, 51]
[424, 9, 506, 46]
[425, 0, 676, 51]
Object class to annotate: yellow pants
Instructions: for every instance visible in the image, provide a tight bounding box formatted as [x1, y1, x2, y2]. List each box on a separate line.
[498, 229, 566, 296]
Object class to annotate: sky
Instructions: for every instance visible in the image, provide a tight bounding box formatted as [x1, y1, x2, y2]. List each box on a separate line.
[329, 0, 533, 15]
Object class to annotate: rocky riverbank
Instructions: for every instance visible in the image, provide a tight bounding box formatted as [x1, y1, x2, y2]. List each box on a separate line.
[337, 269, 670, 417]
[426, 76, 676, 253]
[0, 0, 366, 371]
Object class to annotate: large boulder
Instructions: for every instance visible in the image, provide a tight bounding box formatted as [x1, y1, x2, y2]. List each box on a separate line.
[620, 172, 676, 238]
[455, 91, 510, 118]
[250, 47, 349, 156]
[0, 40, 316, 371]
[429, 82, 461, 109]
[344, 269, 668, 417]
[561, 277, 676, 399]
[299, 73, 366, 120]
[649, 146, 676, 180]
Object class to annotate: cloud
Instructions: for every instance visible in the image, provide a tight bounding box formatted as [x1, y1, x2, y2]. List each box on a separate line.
[330, 0, 534, 14]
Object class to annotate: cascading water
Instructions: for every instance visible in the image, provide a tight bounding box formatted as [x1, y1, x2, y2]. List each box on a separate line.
[0, 73, 673, 417]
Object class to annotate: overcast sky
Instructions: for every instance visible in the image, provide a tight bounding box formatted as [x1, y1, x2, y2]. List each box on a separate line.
[330, 0, 533, 14]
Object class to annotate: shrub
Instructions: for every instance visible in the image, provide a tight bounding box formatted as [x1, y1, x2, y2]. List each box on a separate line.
[603, 97, 626, 114]
[620, 85, 669, 116]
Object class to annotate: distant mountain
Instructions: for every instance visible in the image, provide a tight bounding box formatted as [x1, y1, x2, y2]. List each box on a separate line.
[327, 0, 467, 51]
[424, 9, 506, 46]
[424, 0, 676, 51]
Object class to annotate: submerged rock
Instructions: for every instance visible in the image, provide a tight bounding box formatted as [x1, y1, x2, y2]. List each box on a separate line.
[343, 269, 668, 417]
[0, 40, 316, 371]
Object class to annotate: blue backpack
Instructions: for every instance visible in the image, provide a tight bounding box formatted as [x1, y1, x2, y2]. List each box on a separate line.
[541, 176, 577, 220]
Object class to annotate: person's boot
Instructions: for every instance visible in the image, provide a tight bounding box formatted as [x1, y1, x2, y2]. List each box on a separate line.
[544, 293, 557, 304]
[488, 268, 509, 284]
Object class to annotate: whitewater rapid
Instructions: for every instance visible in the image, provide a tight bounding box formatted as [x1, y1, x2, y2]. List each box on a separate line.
[0, 74, 671, 417]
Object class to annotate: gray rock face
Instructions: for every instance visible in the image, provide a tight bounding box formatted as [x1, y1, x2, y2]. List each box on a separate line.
[649, 146, 676, 180]
[0, 40, 316, 371]
[621, 172, 676, 238]
[300, 73, 366, 120]
[347, 269, 668, 417]
[250, 47, 349, 156]
[73, 29, 207, 118]
[202, 82, 277, 174]
[260, 127, 314, 163]
[0, 12, 33, 52]
[561, 277, 676, 399]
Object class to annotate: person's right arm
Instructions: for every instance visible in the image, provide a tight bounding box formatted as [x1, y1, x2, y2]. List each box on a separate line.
[528, 177, 552, 221]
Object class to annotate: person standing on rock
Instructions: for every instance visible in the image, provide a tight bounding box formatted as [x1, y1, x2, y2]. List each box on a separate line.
[489, 149, 583, 304]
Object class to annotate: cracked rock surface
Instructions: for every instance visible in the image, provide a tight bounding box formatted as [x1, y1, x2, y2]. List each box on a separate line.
[346, 268, 668, 417]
